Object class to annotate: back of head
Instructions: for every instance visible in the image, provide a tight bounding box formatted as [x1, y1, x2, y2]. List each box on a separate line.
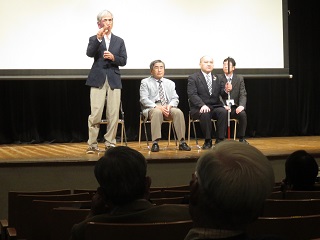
[94, 146, 147, 206]
[284, 150, 318, 190]
[192, 140, 274, 229]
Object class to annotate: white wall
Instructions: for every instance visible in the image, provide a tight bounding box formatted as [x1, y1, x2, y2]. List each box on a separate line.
[0, 0, 285, 70]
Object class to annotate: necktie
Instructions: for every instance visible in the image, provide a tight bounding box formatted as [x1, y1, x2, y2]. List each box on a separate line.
[206, 74, 212, 95]
[158, 80, 166, 105]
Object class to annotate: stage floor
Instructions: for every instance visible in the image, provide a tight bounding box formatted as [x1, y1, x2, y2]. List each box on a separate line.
[0, 136, 320, 166]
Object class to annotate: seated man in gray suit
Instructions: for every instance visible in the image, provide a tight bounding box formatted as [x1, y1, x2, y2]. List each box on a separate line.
[140, 60, 191, 152]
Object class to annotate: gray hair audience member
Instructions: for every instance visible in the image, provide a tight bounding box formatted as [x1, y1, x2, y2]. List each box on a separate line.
[185, 140, 279, 240]
[71, 146, 190, 240]
[282, 150, 319, 191]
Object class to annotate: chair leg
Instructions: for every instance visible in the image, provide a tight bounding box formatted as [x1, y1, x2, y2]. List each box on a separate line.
[171, 123, 178, 147]
[143, 119, 150, 149]
[167, 122, 171, 147]
[188, 118, 191, 146]
[233, 120, 237, 140]
[191, 120, 199, 147]
[120, 123, 123, 146]
[122, 122, 128, 146]
[138, 120, 142, 147]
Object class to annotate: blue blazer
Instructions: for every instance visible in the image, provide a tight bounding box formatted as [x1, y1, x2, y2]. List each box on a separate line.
[85, 33, 127, 89]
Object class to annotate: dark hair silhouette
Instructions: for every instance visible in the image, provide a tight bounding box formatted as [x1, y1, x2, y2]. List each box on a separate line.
[284, 150, 319, 190]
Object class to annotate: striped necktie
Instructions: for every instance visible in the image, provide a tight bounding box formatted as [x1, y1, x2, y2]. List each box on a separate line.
[158, 80, 166, 105]
[206, 74, 212, 95]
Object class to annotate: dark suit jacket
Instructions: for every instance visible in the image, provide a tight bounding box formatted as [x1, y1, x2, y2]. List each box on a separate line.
[187, 71, 228, 117]
[70, 199, 191, 240]
[85, 33, 127, 89]
[218, 74, 247, 109]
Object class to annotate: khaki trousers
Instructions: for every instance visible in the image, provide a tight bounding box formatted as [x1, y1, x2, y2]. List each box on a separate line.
[87, 78, 121, 146]
[148, 104, 186, 142]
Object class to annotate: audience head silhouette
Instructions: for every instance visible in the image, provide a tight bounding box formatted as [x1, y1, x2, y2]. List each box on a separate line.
[187, 140, 275, 237]
[284, 150, 319, 190]
[94, 146, 150, 206]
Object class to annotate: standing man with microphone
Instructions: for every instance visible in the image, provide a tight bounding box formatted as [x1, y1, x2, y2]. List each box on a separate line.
[86, 10, 127, 154]
[219, 57, 248, 144]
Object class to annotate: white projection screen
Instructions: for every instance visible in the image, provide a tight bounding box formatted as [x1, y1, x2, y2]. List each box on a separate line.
[0, 0, 289, 77]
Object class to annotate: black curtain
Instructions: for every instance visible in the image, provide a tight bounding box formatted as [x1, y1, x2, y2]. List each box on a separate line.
[0, 0, 319, 144]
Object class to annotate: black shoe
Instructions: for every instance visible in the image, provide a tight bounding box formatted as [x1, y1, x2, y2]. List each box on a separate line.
[151, 142, 160, 152]
[239, 138, 249, 144]
[202, 140, 212, 150]
[179, 142, 191, 151]
[215, 139, 224, 145]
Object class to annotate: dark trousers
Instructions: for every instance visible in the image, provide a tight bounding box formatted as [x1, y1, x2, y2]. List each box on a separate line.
[192, 107, 227, 140]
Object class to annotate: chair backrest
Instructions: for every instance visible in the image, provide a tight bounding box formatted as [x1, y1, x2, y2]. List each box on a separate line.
[32, 201, 91, 240]
[14, 193, 91, 239]
[50, 207, 90, 240]
[85, 220, 193, 240]
[268, 190, 320, 200]
[8, 189, 71, 227]
[0, 219, 8, 240]
[6, 228, 16, 240]
[262, 198, 320, 217]
[150, 196, 187, 205]
[149, 190, 190, 199]
[268, 191, 284, 199]
[73, 189, 97, 198]
[150, 184, 190, 192]
[284, 190, 320, 199]
[247, 214, 320, 239]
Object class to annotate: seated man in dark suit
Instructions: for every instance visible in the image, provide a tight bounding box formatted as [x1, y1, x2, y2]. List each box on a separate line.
[218, 57, 249, 144]
[187, 56, 230, 149]
[70, 146, 191, 240]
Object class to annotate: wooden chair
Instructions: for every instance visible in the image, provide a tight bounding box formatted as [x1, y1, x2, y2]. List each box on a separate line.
[187, 102, 239, 147]
[272, 185, 281, 192]
[85, 220, 193, 240]
[283, 190, 320, 199]
[49, 207, 90, 240]
[8, 189, 71, 228]
[73, 189, 97, 198]
[261, 198, 320, 217]
[6, 228, 16, 240]
[247, 214, 320, 239]
[14, 193, 91, 240]
[98, 99, 127, 146]
[268, 190, 320, 200]
[187, 109, 217, 148]
[150, 196, 187, 205]
[149, 190, 190, 199]
[8, 189, 71, 226]
[138, 110, 177, 149]
[150, 184, 190, 192]
[31, 200, 91, 240]
[0, 219, 8, 240]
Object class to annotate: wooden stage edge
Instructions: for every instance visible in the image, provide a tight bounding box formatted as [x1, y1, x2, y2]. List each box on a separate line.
[0, 136, 320, 167]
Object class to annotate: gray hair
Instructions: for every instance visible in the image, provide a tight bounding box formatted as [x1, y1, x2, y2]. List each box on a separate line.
[97, 10, 113, 22]
[195, 140, 274, 226]
[149, 60, 165, 70]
